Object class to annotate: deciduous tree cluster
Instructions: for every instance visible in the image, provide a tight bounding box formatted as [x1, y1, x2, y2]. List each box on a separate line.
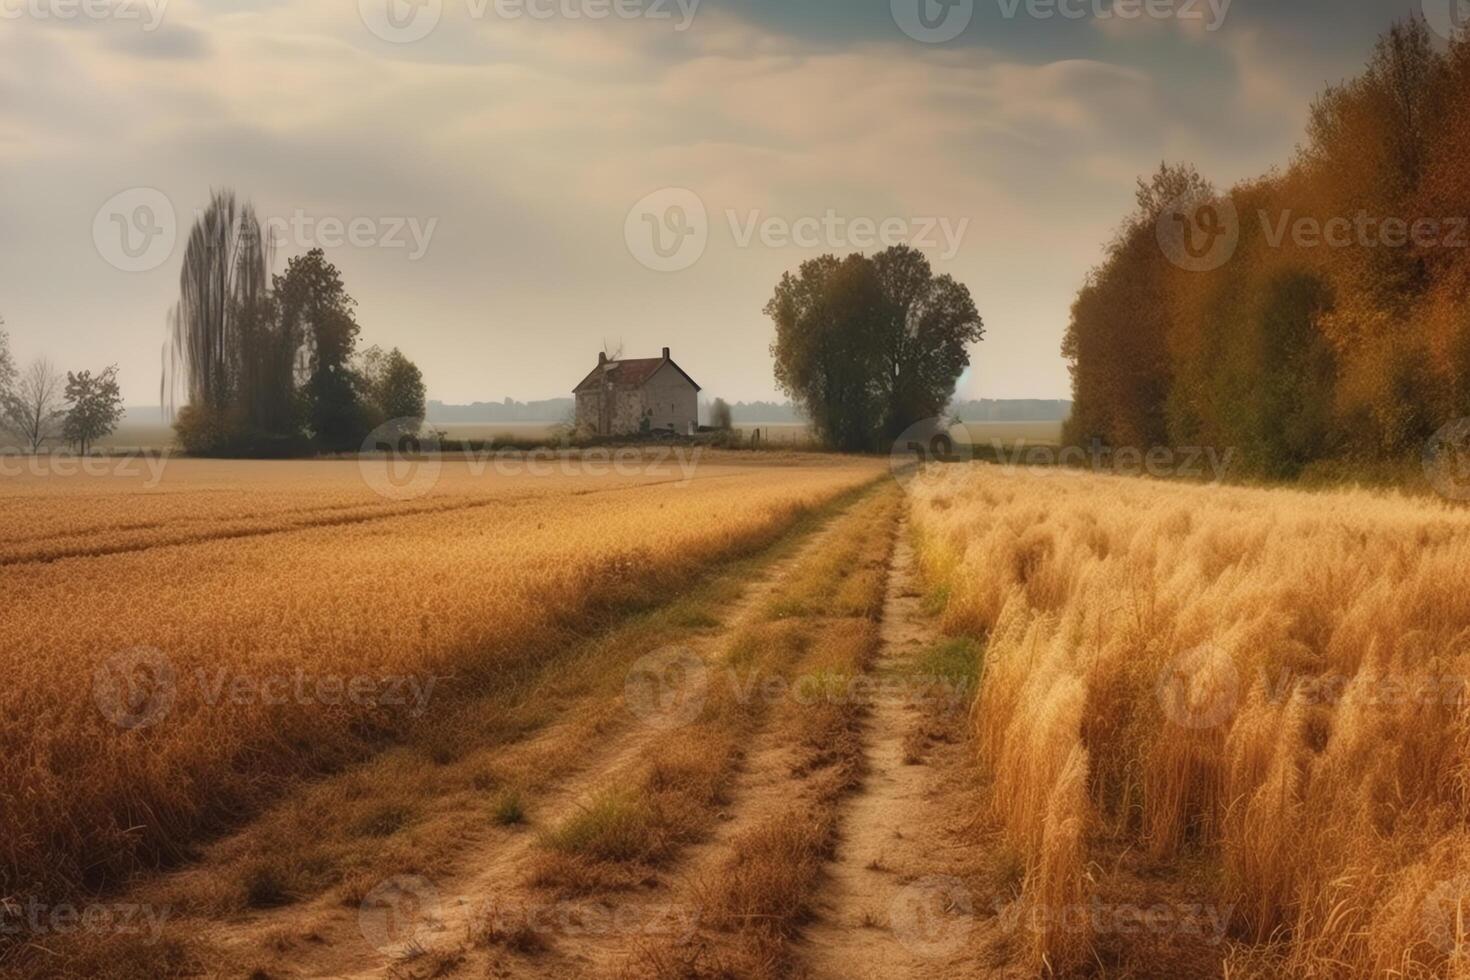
[1064, 21, 1470, 475]
[766, 245, 983, 452]
[167, 191, 427, 457]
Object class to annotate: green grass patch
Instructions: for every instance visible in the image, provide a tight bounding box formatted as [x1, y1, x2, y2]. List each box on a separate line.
[541, 790, 657, 862]
[491, 788, 526, 826]
[913, 637, 982, 692]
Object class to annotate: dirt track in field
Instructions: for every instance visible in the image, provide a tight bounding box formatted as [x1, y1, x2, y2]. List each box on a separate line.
[797, 530, 985, 980]
[122, 493, 994, 979]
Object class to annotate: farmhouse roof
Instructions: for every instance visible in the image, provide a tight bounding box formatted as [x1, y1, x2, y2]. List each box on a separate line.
[573, 351, 701, 394]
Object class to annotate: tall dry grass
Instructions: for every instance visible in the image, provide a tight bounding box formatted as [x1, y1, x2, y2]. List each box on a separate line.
[910, 463, 1470, 976]
[0, 455, 882, 910]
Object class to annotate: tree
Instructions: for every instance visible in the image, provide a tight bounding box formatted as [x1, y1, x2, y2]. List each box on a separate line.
[64, 366, 125, 455]
[0, 318, 15, 409]
[1062, 162, 1210, 449]
[277, 249, 362, 452]
[4, 359, 65, 453]
[357, 345, 426, 440]
[166, 190, 274, 441]
[710, 397, 733, 430]
[767, 254, 888, 452]
[870, 245, 984, 441]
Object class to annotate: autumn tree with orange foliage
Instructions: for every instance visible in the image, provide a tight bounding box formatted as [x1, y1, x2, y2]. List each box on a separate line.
[1065, 19, 1470, 476]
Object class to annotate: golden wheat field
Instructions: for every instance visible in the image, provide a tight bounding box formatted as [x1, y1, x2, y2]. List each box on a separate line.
[0, 452, 885, 907]
[908, 463, 1470, 977]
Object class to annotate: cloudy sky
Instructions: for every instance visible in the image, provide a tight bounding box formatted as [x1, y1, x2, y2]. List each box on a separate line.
[0, 0, 1433, 407]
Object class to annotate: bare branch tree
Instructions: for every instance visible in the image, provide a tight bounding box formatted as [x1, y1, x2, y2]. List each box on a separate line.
[0, 316, 16, 403]
[4, 359, 65, 453]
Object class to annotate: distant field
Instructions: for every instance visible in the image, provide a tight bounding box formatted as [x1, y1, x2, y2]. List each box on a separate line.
[739, 420, 1064, 447]
[0, 452, 884, 912]
[42, 418, 1065, 452]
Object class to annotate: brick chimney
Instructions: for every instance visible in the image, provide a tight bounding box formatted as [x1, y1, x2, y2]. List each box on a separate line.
[598, 351, 608, 366]
[662, 347, 671, 360]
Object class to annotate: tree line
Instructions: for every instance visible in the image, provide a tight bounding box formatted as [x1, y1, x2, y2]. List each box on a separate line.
[0, 319, 125, 455]
[765, 244, 984, 452]
[165, 190, 426, 457]
[1063, 20, 1470, 477]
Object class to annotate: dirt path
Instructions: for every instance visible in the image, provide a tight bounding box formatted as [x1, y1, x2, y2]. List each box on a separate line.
[194, 501, 857, 980]
[189, 497, 993, 980]
[797, 527, 985, 980]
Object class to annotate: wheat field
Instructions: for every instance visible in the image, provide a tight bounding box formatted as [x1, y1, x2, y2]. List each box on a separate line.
[0, 452, 884, 907]
[909, 463, 1470, 976]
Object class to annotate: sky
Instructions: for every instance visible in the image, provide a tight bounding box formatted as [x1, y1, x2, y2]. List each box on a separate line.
[0, 0, 1436, 406]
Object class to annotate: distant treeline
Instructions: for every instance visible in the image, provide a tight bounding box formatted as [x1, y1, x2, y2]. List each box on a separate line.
[1064, 20, 1470, 476]
[422, 396, 1069, 425]
[427, 399, 575, 423]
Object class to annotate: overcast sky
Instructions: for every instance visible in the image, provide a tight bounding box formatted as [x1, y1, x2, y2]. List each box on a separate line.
[0, 0, 1433, 406]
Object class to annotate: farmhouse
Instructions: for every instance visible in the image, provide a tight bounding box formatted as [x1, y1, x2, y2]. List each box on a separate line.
[574, 348, 701, 437]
